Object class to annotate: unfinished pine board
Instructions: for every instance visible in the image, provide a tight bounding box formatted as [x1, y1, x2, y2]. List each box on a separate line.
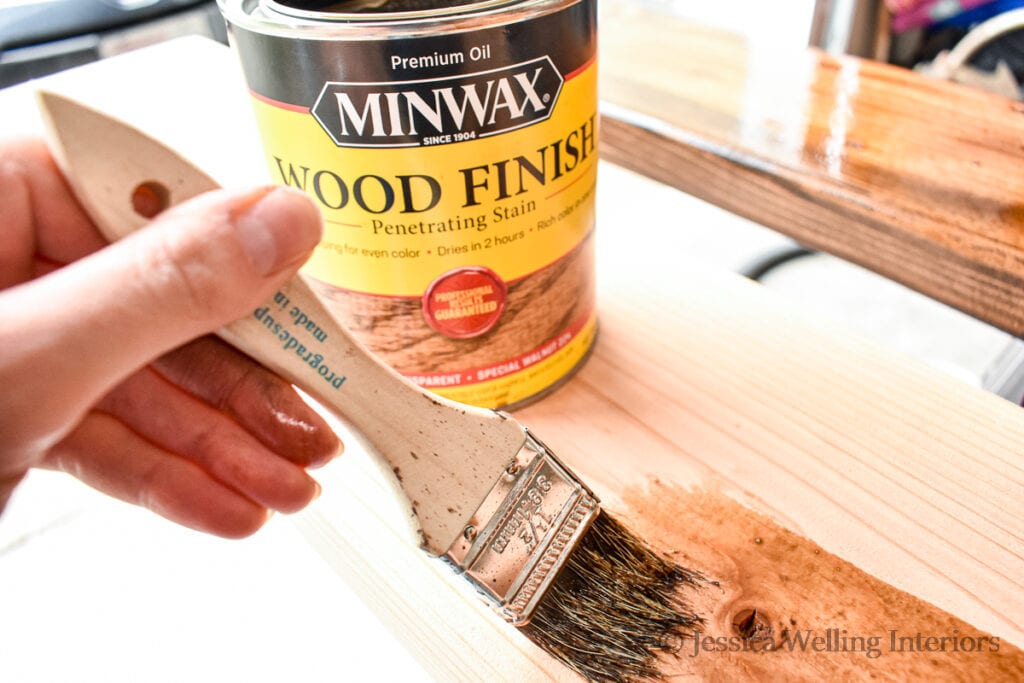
[598, 0, 1024, 338]
[5, 36, 1022, 681]
[299, 225, 1024, 680]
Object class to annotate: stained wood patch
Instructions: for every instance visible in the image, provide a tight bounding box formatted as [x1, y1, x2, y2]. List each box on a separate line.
[598, 3, 1024, 336]
[618, 484, 1024, 680]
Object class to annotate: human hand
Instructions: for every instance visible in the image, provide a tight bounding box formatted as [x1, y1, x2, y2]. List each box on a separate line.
[0, 138, 341, 537]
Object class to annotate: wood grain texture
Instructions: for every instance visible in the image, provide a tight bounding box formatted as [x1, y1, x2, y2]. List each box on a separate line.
[599, 0, 1024, 337]
[6, 36, 1023, 681]
[310, 233, 596, 377]
[619, 485, 1022, 681]
[300, 223, 1024, 680]
[523, 224, 1024, 648]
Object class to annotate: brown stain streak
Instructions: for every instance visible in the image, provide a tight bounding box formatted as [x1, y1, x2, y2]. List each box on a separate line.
[615, 483, 1024, 681]
[582, 327, 1024, 611]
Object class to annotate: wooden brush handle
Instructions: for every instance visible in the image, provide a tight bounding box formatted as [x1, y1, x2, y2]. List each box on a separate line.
[217, 272, 528, 551]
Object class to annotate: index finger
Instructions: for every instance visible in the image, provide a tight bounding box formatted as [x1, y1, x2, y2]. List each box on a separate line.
[154, 336, 343, 468]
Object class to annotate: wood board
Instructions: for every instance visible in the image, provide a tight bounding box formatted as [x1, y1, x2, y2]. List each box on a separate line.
[599, 0, 1024, 339]
[301, 231, 1024, 680]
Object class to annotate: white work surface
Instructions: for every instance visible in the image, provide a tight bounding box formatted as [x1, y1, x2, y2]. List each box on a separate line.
[1, 469, 427, 682]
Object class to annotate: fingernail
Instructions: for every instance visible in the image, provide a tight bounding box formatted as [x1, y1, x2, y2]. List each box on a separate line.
[234, 187, 323, 275]
[312, 480, 323, 501]
[309, 440, 344, 469]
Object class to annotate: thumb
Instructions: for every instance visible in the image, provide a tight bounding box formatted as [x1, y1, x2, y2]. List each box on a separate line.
[0, 185, 323, 451]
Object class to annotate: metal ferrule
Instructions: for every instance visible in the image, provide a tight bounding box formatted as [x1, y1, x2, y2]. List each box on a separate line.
[444, 428, 599, 625]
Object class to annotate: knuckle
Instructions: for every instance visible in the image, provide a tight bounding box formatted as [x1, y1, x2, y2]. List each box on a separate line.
[188, 421, 231, 463]
[135, 233, 234, 324]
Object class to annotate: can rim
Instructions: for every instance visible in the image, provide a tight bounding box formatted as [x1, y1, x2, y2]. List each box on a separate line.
[261, 0, 518, 21]
[218, 0, 578, 35]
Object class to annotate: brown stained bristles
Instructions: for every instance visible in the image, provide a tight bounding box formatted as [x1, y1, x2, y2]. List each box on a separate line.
[522, 511, 705, 683]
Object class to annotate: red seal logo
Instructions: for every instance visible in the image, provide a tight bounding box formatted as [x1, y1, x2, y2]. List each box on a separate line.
[422, 266, 508, 339]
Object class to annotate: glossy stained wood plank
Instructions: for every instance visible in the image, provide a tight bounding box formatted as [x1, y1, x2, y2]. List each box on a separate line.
[599, 1, 1024, 336]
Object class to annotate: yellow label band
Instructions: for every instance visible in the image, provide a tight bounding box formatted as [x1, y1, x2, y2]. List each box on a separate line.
[251, 63, 597, 297]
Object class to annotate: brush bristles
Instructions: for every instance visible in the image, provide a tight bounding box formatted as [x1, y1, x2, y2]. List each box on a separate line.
[522, 511, 704, 682]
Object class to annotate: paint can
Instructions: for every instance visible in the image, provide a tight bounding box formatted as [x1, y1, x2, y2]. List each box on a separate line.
[219, 0, 597, 408]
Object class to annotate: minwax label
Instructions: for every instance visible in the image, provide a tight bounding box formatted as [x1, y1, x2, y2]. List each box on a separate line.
[229, 0, 597, 408]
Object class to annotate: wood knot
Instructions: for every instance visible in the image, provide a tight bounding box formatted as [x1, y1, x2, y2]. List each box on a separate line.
[731, 608, 774, 646]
